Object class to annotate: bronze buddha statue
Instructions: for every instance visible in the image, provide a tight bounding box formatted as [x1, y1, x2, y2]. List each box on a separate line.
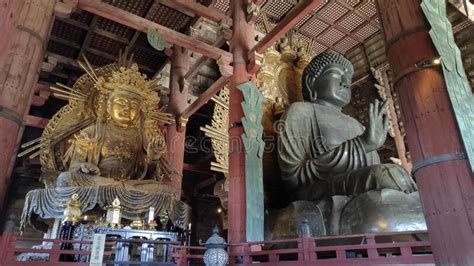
[278, 51, 416, 202]
[270, 51, 425, 237]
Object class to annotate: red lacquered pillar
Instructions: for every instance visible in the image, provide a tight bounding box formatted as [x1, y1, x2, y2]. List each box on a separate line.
[0, 0, 55, 213]
[166, 44, 189, 198]
[227, 0, 255, 247]
[376, 0, 474, 264]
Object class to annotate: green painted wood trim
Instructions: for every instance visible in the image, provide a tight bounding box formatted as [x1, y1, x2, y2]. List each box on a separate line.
[237, 81, 265, 242]
[421, 0, 474, 172]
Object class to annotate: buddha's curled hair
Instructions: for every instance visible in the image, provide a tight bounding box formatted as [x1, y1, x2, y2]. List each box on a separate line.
[302, 50, 354, 101]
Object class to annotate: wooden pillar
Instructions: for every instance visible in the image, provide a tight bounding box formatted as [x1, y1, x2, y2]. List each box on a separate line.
[376, 0, 474, 264]
[0, 0, 55, 213]
[0, 0, 27, 65]
[166, 44, 189, 198]
[228, 0, 255, 244]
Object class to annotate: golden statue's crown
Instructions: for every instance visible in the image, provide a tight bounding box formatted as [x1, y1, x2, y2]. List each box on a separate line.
[98, 63, 159, 101]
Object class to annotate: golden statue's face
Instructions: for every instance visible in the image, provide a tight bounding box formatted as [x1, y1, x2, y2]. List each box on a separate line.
[108, 91, 141, 126]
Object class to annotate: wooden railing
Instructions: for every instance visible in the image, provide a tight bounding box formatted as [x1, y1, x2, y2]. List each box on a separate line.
[170, 244, 206, 266]
[1, 235, 95, 265]
[172, 230, 434, 266]
[0, 230, 434, 265]
[0, 232, 178, 266]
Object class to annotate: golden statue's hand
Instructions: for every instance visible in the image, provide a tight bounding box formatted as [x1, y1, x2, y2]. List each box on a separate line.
[148, 136, 165, 160]
[76, 162, 100, 175]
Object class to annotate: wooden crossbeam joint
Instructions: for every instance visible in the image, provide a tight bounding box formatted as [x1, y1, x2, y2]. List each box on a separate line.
[54, 1, 79, 18]
[167, 0, 232, 27]
[216, 56, 233, 77]
[247, 51, 263, 75]
[181, 76, 230, 119]
[176, 116, 189, 133]
[219, 20, 233, 40]
[77, 0, 232, 62]
[251, 0, 322, 54]
[26, 115, 49, 129]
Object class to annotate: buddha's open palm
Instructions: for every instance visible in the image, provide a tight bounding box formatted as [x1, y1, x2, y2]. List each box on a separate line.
[361, 99, 389, 152]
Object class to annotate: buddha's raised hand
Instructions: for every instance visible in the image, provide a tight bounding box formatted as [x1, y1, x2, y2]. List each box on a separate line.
[360, 99, 389, 152]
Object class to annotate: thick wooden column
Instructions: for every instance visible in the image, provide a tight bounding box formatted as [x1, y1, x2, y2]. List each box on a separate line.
[0, 0, 26, 65]
[0, 0, 55, 212]
[166, 45, 189, 198]
[376, 0, 474, 264]
[228, 0, 255, 244]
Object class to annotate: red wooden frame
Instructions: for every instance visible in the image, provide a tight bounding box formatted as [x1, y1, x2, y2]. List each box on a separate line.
[173, 231, 434, 266]
[0, 230, 433, 265]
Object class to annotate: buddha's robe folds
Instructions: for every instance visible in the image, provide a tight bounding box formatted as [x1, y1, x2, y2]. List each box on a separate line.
[278, 102, 416, 202]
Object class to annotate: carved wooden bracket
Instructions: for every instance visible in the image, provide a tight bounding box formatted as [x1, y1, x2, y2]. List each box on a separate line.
[176, 116, 188, 133]
[216, 55, 233, 77]
[218, 19, 233, 40]
[54, 0, 78, 18]
[247, 51, 263, 75]
[246, 0, 261, 23]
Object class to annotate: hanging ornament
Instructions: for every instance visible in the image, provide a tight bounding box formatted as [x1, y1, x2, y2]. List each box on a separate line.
[147, 29, 168, 51]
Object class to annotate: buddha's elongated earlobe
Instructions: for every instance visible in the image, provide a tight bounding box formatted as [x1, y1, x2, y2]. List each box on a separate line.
[303, 75, 317, 102]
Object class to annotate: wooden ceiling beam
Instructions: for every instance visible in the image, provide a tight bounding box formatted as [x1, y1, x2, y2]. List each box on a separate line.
[252, 0, 323, 54]
[125, 0, 162, 55]
[183, 163, 212, 175]
[26, 115, 49, 129]
[86, 47, 155, 73]
[185, 55, 208, 81]
[55, 16, 89, 30]
[78, 15, 99, 60]
[181, 75, 230, 119]
[194, 176, 217, 193]
[335, 0, 380, 29]
[93, 27, 130, 44]
[162, 0, 231, 26]
[77, 0, 232, 62]
[299, 0, 363, 54]
[314, 3, 365, 44]
[298, 30, 335, 52]
[49, 36, 81, 49]
[185, 38, 226, 81]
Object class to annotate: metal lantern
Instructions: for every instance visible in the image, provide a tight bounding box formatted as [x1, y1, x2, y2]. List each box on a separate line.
[105, 197, 122, 228]
[203, 226, 228, 266]
[63, 193, 82, 223]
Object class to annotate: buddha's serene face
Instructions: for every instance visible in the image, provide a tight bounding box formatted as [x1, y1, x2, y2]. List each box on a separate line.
[108, 91, 141, 126]
[311, 63, 352, 108]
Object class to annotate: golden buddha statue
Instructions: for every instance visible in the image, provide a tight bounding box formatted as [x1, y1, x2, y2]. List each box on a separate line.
[57, 64, 172, 191]
[20, 55, 189, 232]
